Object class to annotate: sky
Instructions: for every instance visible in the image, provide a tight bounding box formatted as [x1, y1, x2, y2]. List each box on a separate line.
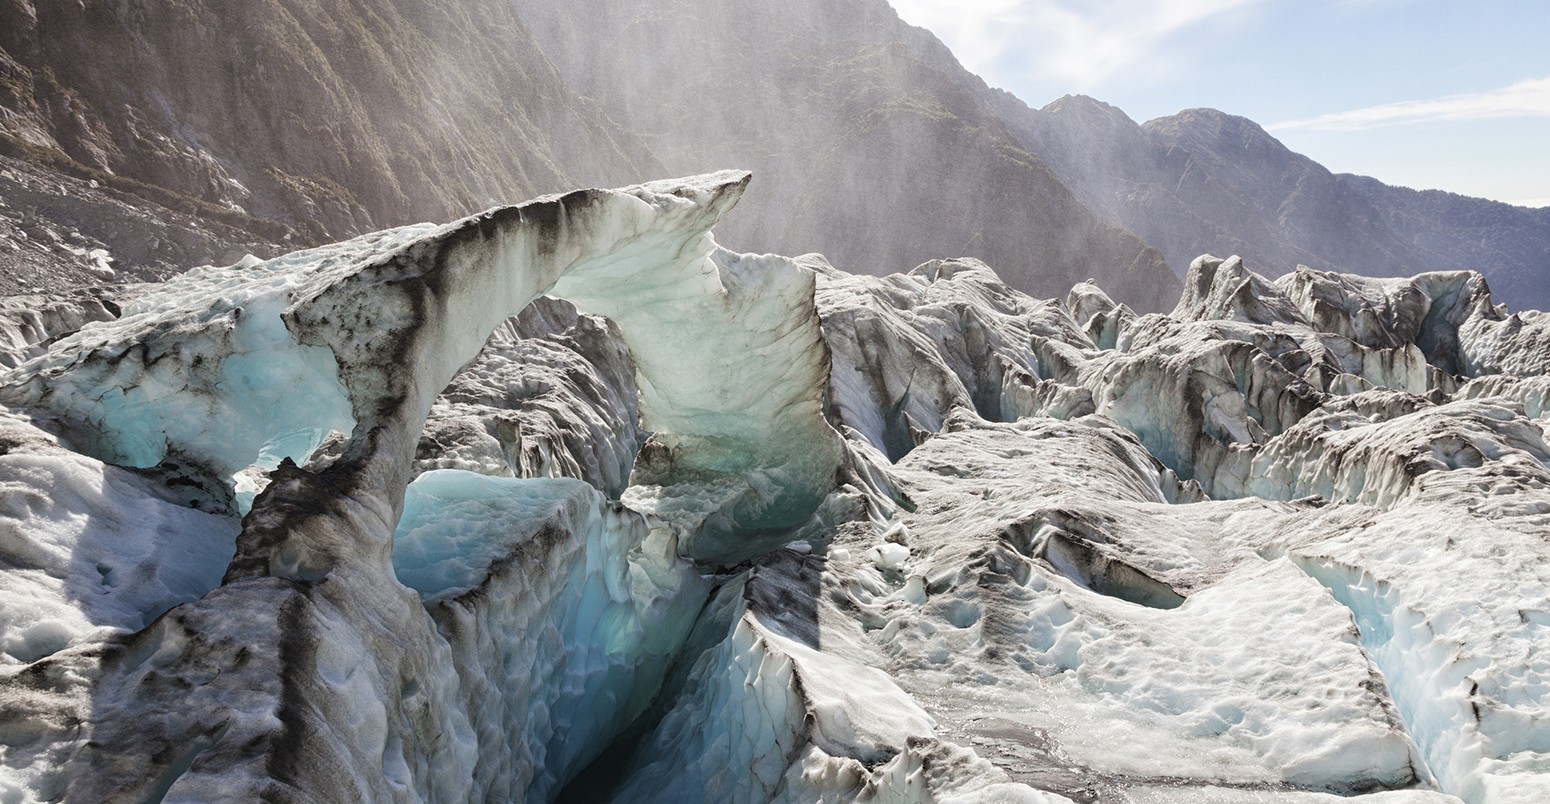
[889, 0, 1550, 207]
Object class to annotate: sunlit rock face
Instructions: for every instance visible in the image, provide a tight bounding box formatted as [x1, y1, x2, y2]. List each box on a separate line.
[1, 175, 1549, 804]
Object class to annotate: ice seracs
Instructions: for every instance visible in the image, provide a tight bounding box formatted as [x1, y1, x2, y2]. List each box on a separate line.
[1, 173, 1548, 803]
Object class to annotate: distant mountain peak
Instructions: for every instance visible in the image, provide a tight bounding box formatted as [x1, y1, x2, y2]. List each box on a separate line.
[1019, 96, 1550, 309]
[1042, 93, 1135, 124]
[1145, 107, 1283, 150]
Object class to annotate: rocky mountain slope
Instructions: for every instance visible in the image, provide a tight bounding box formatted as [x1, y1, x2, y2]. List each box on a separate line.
[0, 0, 655, 251]
[2, 172, 1549, 802]
[0, 0, 1184, 310]
[510, 0, 1177, 311]
[1004, 94, 1550, 311]
[4, 0, 1544, 313]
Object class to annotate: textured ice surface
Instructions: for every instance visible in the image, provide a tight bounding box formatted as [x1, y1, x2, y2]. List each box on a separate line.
[799, 254, 1550, 803]
[609, 568, 1061, 802]
[394, 471, 708, 801]
[2, 171, 1549, 804]
[413, 297, 643, 496]
[812, 420, 1425, 795]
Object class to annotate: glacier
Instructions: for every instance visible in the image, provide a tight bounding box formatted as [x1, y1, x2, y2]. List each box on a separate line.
[0, 172, 1548, 802]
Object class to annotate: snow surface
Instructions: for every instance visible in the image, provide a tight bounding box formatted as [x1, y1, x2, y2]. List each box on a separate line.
[801, 254, 1550, 803]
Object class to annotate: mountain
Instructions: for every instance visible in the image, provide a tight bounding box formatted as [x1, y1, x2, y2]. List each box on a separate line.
[510, 0, 1178, 311]
[5, 1, 1543, 313]
[0, 0, 655, 254]
[1001, 93, 1550, 311]
[1340, 176, 1550, 310]
[4, 172, 1550, 801]
[0, 0, 1178, 310]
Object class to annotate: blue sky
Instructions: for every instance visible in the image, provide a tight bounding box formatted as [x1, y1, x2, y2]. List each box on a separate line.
[890, 0, 1550, 207]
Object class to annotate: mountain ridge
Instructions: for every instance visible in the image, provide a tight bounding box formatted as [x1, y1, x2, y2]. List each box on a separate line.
[0, 0, 1544, 312]
[1004, 92, 1550, 310]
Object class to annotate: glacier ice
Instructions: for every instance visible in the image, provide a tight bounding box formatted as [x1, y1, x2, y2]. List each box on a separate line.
[0, 171, 846, 800]
[394, 471, 708, 801]
[1, 174, 1549, 803]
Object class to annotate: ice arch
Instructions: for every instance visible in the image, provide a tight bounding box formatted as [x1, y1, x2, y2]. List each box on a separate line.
[1, 171, 842, 564]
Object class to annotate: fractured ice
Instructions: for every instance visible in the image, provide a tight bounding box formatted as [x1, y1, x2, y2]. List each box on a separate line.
[1, 174, 1548, 803]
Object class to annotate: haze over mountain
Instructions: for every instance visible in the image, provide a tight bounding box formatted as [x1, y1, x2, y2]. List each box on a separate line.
[6, 0, 1541, 312]
[507, 0, 1176, 311]
[1000, 94, 1550, 311]
[0, 0, 1169, 310]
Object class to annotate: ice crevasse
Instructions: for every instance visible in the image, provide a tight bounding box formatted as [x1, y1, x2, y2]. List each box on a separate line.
[2, 170, 1550, 802]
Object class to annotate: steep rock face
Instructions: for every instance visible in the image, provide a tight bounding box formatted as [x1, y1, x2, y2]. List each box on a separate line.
[0, 0, 655, 240]
[0, 0, 1181, 311]
[0, 153, 285, 296]
[509, 0, 1182, 312]
[1142, 108, 1430, 281]
[1004, 96, 1550, 312]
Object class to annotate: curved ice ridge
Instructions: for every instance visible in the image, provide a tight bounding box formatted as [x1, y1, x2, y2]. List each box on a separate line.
[1, 170, 842, 562]
[0, 171, 848, 800]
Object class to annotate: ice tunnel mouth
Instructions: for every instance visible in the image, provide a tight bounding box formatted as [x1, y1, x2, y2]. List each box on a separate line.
[1038, 531, 1187, 610]
[1002, 513, 1187, 610]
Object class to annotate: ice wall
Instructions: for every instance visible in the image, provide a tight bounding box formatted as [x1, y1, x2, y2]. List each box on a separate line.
[0, 171, 844, 800]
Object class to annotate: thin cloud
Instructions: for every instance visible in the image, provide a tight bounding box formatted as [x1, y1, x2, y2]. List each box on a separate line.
[1270, 76, 1550, 131]
[889, 0, 1032, 76]
[891, 0, 1263, 90]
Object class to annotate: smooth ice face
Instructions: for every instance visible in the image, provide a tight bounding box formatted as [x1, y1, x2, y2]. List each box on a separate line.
[0, 412, 238, 665]
[554, 244, 843, 561]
